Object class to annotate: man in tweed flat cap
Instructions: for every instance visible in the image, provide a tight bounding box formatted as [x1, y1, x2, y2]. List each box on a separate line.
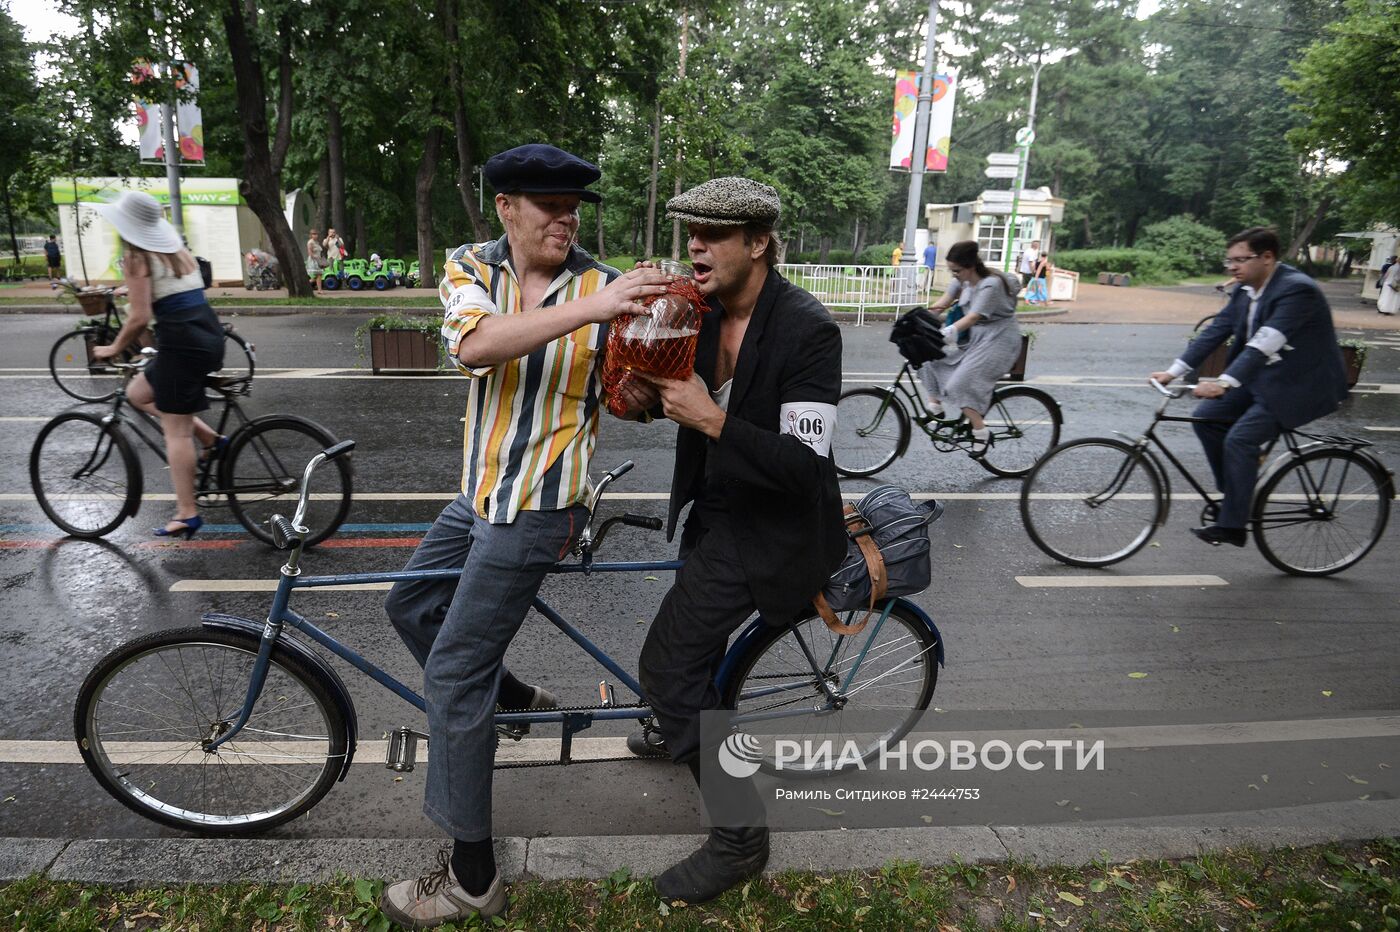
[616, 176, 846, 903]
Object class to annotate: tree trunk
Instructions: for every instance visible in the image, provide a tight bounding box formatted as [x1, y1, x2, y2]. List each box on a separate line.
[269, 14, 294, 178]
[594, 202, 607, 260]
[670, 5, 689, 261]
[852, 216, 866, 260]
[221, 0, 312, 296]
[416, 122, 443, 290]
[315, 154, 329, 233]
[442, 0, 489, 242]
[818, 234, 831, 264]
[1, 181, 19, 263]
[1286, 192, 1333, 262]
[644, 101, 660, 259]
[1082, 214, 1092, 247]
[354, 206, 367, 261]
[327, 100, 346, 240]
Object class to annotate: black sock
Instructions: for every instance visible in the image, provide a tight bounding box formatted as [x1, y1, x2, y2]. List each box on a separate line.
[497, 670, 534, 709]
[451, 837, 496, 896]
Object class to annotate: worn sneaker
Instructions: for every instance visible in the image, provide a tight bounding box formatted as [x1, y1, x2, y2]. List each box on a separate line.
[380, 851, 506, 928]
[496, 684, 557, 740]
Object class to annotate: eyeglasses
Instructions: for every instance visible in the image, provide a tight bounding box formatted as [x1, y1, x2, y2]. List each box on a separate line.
[1222, 254, 1259, 268]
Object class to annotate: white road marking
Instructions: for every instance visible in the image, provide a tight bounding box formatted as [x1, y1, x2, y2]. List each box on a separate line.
[170, 580, 392, 592]
[11, 716, 1398, 765]
[1015, 574, 1229, 588]
[1364, 426, 1400, 432]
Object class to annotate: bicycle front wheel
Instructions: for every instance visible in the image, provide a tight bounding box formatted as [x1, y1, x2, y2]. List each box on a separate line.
[222, 417, 352, 546]
[833, 388, 909, 478]
[30, 412, 140, 537]
[721, 603, 939, 777]
[1253, 448, 1391, 577]
[49, 327, 131, 403]
[1020, 438, 1165, 567]
[978, 386, 1063, 478]
[75, 626, 348, 834]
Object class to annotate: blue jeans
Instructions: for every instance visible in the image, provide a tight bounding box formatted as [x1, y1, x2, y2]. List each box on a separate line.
[385, 494, 584, 840]
[1191, 387, 1283, 530]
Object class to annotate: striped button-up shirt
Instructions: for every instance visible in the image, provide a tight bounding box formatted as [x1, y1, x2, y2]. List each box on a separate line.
[439, 236, 618, 523]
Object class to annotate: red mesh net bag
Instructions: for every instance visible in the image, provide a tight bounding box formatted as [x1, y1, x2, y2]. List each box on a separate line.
[602, 262, 709, 416]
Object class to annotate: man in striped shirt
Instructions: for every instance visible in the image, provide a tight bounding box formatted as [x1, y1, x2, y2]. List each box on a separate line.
[382, 144, 671, 927]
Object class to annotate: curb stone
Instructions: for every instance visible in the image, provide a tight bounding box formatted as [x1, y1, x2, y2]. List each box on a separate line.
[6, 799, 1398, 886]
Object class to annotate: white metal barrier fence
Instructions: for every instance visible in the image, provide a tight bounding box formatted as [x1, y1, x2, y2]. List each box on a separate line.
[776, 264, 936, 325]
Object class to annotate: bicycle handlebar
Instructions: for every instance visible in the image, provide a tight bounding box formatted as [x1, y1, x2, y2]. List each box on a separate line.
[290, 440, 357, 532]
[1148, 377, 1186, 399]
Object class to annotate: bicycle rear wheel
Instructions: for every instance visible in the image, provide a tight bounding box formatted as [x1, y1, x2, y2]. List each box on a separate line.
[833, 388, 909, 478]
[721, 603, 939, 777]
[977, 385, 1063, 478]
[1253, 448, 1390, 576]
[1020, 438, 1165, 567]
[30, 412, 140, 537]
[49, 327, 133, 403]
[221, 416, 352, 546]
[74, 625, 348, 834]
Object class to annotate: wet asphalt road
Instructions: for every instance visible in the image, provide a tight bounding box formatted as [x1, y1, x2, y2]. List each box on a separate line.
[0, 311, 1397, 840]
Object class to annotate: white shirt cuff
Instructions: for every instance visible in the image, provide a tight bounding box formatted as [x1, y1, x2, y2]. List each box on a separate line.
[1217, 373, 1241, 388]
[1166, 359, 1190, 378]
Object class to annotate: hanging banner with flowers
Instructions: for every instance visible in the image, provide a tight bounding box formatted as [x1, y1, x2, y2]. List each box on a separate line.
[132, 61, 205, 164]
[889, 69, 959, 173]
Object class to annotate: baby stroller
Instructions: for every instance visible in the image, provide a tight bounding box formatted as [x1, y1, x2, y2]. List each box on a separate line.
[245, 251, 281, 291]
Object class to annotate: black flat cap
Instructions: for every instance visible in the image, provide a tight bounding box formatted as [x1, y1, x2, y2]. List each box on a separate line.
[484, 143, 602, 203]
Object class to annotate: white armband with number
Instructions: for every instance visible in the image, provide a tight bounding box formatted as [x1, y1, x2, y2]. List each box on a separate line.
[1245, 325, 1290, 365]
[780, 402, 836, 456]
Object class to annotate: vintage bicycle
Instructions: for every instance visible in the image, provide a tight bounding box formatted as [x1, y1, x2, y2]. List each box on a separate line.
[833, 362, 1063, 479]
[30, 352, 351, 546]
[49, 279, 256, 403]
[1019, 380, 1394, 576]
[73, 452, 946, 834]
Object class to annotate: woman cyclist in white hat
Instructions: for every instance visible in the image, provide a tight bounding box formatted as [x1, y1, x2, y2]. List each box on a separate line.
[90, 190, 226, 539]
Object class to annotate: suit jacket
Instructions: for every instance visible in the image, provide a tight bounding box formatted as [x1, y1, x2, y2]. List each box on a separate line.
[1181, 264, 1347, 429]
[666, 268, 847, 623]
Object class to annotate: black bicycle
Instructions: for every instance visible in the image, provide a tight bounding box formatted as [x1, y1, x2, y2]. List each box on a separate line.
[50, 279, 256, 403]
[30, 353, 351, 546]
[1020, 380, 1394, 576]
[834, 361, 1063, 479]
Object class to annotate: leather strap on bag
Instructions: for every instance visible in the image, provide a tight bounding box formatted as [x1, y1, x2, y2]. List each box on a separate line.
[813, 504, 888, 635]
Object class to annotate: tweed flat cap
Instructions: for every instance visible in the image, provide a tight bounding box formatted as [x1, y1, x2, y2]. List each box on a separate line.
[666, 177, 780, 227]
[484, 143, 602, 203]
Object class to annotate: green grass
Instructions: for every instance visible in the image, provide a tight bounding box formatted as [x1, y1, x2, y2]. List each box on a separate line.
[2, 839, 1396, 931]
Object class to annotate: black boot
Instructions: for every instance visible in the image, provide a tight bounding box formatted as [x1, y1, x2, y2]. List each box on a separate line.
[654, 757, 768, 904]
[654, 825, 769, 904]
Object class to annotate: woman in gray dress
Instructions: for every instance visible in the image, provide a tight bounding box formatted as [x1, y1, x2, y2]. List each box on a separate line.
[919, 240, 1022, 458]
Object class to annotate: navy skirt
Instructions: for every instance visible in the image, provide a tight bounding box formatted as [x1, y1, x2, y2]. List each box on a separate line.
[147, 290, 224, 414]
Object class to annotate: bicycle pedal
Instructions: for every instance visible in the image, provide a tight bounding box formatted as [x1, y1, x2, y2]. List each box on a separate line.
[598, 681, 615, 708]
[386, 727, 429, 772]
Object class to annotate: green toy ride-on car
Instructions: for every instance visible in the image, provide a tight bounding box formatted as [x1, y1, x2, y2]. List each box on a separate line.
[322, 258, 397, 291]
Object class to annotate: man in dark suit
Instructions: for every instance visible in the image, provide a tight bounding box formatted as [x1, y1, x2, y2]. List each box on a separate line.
[1151, 227, 1348, 546]
[612, 177, 846, 903]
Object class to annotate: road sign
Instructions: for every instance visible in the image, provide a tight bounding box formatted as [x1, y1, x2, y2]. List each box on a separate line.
[986, 152, 1020, 167]
[980, 190, 1015, 203]
[1015, 126, 1036, 147]
[984, 165, 1019, 179]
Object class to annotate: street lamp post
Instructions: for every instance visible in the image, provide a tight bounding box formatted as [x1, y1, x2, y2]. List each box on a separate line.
[999, 44, 1075, 273]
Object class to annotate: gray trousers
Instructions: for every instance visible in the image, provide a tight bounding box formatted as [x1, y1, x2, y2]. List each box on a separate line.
[385, 494, 584, 841]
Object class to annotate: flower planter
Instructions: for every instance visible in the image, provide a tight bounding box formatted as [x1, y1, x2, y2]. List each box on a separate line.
[1004, 333, 1031, 381]
[1341, 345, 1364, 388]
[369, 328, 443, 374]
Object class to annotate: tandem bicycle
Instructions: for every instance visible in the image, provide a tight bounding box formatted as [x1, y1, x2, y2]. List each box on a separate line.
[73, 448, 946, 834]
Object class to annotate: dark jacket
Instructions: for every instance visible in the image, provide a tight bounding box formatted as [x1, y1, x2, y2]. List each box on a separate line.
[1181, 263, 1347, 429]
[44, 241, 61, 264]
[666, 268, 847, 623]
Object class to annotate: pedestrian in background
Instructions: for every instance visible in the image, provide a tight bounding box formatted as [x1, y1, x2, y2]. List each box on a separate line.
[306, 228, 324, 289]
[45, 234, 63, 287]
[891, 243, 903, 266]
[323, 228, 345, 262]
[1016, 239, 1041, 289]
[1379, 258, 1400, 316]
[922, 240, 938, 289]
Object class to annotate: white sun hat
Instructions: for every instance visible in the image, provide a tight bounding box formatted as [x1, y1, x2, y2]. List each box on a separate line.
[90, 190, 184, 253]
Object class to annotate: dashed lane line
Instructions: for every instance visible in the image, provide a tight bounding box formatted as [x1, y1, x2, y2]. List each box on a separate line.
[1016, 574, 1229, 588]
